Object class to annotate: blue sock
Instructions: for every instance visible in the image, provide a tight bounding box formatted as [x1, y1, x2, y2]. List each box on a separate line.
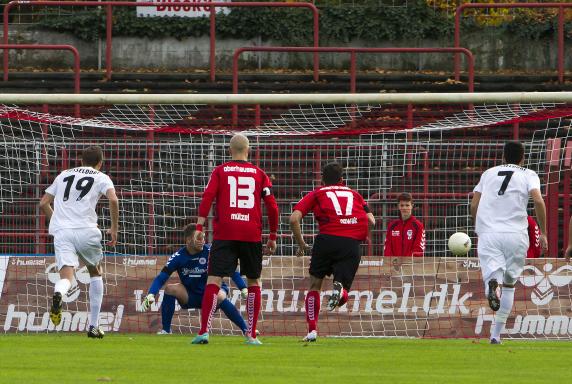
[161, 294, 176, 333]
[219, 299, 247, 334]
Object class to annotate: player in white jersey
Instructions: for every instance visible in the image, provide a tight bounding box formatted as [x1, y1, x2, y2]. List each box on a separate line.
[39, 146, 119, 338]
[470, 141, 547, 344]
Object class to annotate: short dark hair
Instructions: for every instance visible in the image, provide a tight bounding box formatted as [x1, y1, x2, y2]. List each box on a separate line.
[397, 192, 413, 203]
[82, 146, 103, 167]
[503, 141, 525, 164]
[183, 224, 196, 239]
[322, 162, 343, 185]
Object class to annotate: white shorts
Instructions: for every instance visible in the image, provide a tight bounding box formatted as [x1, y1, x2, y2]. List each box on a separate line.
[477, 232, 529, 286]
[53, 227, 103, 270]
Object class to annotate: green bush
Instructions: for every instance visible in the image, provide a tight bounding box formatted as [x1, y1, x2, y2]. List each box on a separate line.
[35, 1, 568, 43]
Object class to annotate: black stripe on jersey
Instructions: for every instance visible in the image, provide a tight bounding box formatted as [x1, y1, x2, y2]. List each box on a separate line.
[363, 204, 371, 213]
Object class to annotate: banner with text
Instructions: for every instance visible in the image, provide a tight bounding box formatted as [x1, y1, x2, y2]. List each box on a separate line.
[1, 255, 571, 339]
[136, 0, 231, 18]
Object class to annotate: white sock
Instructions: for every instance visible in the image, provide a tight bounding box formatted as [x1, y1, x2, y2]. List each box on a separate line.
[89, 276, 104, 328]
[54, 278, 71, 296]
[491, 286, 515, 340]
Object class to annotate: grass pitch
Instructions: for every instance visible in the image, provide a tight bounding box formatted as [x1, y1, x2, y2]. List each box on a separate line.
[0, 334, 570, 383]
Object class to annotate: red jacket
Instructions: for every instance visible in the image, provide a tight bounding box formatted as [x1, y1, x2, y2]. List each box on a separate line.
[384, 216, 425, 257]
[527, 216, 542, 258]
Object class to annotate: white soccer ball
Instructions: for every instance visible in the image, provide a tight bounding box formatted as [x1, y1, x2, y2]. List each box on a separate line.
[448, 232, 471, 255]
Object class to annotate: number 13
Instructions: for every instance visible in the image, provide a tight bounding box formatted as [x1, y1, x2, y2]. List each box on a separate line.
[228, 176, 255, 209]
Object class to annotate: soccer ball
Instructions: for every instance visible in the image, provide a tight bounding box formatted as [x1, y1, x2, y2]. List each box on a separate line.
[448, 232, 471, 255]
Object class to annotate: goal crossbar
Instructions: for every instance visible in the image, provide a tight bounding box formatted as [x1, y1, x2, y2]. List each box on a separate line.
[2, 92, 572, 105]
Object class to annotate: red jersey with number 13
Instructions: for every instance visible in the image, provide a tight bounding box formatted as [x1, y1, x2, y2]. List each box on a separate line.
[198, 160, 276, 242]
[294, 184, 370, 241]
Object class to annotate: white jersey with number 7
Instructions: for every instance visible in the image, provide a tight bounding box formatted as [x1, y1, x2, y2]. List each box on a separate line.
[45, 166, 115, 234]
[473, 164, 541, 234]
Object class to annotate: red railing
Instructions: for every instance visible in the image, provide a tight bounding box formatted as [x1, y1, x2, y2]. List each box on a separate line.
[3, 1, 320, 82]
[232, 46, 475, 126]
[455, 3, 570, 83]
[0, 44, 81, 115]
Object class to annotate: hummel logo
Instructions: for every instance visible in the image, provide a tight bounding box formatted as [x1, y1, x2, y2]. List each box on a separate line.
[519, 263, 572, 305]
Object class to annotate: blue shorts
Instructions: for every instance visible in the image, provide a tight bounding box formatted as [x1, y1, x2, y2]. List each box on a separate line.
[179, 283, 230, 309]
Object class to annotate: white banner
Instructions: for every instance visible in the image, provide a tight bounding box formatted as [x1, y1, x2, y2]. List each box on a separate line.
[137, 0, 231, 18]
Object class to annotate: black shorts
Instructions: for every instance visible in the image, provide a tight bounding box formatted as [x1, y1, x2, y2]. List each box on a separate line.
[309, 233, 361, 291]
[209, 240, 263, 279]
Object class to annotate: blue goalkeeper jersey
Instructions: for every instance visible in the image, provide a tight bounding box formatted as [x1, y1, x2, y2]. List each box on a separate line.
[148, 245, 246, 297]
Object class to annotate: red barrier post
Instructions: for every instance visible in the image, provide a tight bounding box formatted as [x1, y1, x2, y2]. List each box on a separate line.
[455, 3, 570, 83]
[3, 2, 320, 81]
[546, 138, 562, 256]
[210, 6, 216, 82]
[0, 44, 81, 115]
[232, 46, 474, 126]
[106, 4, 113, 81]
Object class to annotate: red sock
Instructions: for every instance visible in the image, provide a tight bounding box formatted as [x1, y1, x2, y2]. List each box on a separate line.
[338, 289, 348, 307]
[305, 290, 320, 332]
[247, 285, 261, 338]
[199, 283, 219, 335]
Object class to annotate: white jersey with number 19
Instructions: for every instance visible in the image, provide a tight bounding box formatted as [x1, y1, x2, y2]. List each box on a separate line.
[473, 164, 541, 234]
[45, 166, 115, 234]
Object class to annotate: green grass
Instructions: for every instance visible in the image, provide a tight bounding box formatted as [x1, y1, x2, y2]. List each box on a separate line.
[1, 334, 571, 383]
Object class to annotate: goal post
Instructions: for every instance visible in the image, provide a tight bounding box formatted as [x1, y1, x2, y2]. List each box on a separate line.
[0, 92, 570, 339]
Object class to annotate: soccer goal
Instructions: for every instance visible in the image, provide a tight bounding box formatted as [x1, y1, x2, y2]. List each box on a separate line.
[0, 92, 571, 339]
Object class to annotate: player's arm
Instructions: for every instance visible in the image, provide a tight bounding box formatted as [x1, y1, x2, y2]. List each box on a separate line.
[231, 270, 248, 298]
[565, 216, 572, 261]
[289, 210, 310, 257]
[106, 188, 119, 247]
[530, 189, 548, 252]
[469, 192, 481, 222]
[262, 190, 279, 256]
[141, 265, 175, 312]
[196, 169, 219, 237]
[39, 193, 55, 221]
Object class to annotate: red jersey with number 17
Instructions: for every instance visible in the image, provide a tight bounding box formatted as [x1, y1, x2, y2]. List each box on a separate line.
[198, 160, 278, 242]
[294, 184, 370, 241]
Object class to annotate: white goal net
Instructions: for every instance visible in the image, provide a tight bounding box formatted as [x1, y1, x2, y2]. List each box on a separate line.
[0, 93, 570, 339]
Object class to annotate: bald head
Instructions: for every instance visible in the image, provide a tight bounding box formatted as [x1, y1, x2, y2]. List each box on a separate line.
[229, 134, 249, 160]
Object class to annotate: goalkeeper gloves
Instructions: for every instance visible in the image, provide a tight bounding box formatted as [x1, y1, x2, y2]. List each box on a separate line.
[141, 293, 155, 312]
[241, 288, 248, 299]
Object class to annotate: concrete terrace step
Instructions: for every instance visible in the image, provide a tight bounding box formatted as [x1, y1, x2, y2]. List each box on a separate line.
[1, 72, 571, 94]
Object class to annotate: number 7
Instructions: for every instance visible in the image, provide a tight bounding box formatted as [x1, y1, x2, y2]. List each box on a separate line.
[497, 171, 514, 195]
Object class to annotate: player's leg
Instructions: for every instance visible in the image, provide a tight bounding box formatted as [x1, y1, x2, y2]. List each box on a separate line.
[77, 228, 105, 338]
[216, 285, 249, 335]
[302, 234, 332, 342]
[330, 236, 361, 310]
[303, 275, 323, 342]
[51, 230, 80, 326]
[160, 283, 190, 334]
[85, 264, 105, 339]
[193, 240, 235, 344]
[490, 233, 528, 344]
[477, 233, 505, 312]
[239, 241, 264, 344]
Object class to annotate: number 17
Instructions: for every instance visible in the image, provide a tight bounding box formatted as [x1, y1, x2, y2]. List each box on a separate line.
[326, 191, 354, 215]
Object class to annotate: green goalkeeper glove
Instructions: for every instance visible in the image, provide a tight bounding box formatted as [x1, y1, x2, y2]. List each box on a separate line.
[241, 288, 248, 299]
[141, 293, 155, 312]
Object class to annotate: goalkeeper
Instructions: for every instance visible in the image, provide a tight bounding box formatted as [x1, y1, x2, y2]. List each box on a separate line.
[140, 225, 250, 335]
